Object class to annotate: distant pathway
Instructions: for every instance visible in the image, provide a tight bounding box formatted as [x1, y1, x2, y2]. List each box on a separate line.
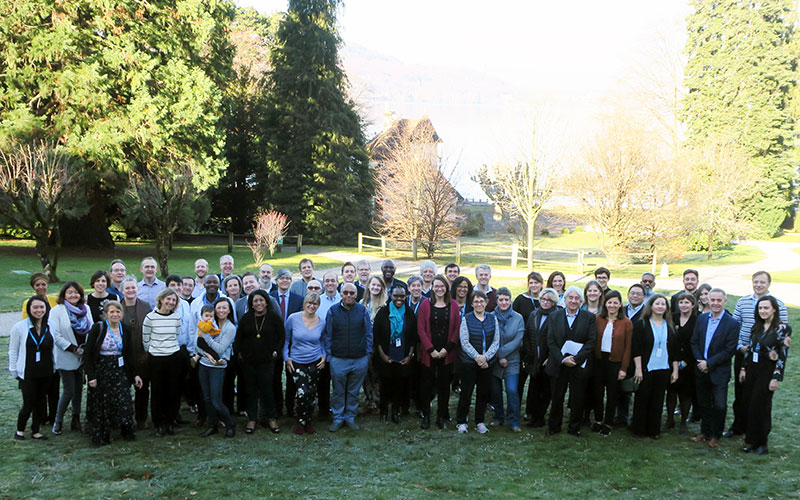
[3, 241, 797, 336]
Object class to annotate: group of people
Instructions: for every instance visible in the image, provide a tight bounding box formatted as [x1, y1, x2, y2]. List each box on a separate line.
[8, 255, 791, 455]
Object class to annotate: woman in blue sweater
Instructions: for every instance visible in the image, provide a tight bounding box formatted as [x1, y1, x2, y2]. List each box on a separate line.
[455, 290, 500, 434]
[197, 298, 237, 438]
[284, 293, 326, 435]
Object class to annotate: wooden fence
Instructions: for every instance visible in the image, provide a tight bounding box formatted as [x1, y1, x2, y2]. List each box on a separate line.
[358, 233, 660, 274]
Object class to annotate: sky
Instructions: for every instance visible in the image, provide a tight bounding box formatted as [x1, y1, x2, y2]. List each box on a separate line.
[235, 0, 693, 198]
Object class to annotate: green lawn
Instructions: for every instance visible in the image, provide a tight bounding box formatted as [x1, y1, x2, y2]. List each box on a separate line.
[1, 303, 798, 498]
[0, 240, 342, 313]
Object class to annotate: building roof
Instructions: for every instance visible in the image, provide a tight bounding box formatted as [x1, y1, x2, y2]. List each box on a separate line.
[367, 115, 442, 161]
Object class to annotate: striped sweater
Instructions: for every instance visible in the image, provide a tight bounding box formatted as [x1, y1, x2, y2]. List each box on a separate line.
[142, 311, 181, 356]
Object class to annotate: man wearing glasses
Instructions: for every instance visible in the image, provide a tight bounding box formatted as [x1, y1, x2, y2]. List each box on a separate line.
[323, 283, 373, 432]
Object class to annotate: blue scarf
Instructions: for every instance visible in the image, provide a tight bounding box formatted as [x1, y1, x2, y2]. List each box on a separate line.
[389, 302, 405, 342]
[64, 301, 91, 337]
[495, 306, 512, 331]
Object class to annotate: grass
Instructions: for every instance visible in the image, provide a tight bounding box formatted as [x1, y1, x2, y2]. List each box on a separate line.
[0, 240, 342, 313]
[1, 301, 799, 498]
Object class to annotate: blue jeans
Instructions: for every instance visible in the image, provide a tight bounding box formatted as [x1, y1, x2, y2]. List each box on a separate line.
[491, 372, 521, 427]
[199, 365, 233, 428]
[329, 355, 369, 423]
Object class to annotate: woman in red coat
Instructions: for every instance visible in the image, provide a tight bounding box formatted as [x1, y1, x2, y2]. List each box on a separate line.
[417, 275, 461, 429]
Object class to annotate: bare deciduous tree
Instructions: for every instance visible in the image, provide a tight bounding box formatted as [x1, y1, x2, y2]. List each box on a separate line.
[567, 116, 660, 263]
[121, 163, 196, 278]
[474, 128, 555, 270]
[248, 210, 290, 263]
[0, 141, 88, 281]
[374, 121, 461, 258]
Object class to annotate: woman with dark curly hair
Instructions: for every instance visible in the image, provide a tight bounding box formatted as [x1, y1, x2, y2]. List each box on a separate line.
[50, 281, 94, 435]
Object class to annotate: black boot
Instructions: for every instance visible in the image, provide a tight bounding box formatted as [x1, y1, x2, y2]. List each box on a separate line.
[421, 414, 430, 430]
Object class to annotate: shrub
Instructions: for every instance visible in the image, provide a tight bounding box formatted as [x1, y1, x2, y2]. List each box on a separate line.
[248, 210, 290, 264]
[561, 227, 571, 234]
[540, 228, 550, 236]
[575, 226, 584, 232]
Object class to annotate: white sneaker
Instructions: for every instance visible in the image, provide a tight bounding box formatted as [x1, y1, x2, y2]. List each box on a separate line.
[476, 423, 489, 434]
[457, 423, 468, 434]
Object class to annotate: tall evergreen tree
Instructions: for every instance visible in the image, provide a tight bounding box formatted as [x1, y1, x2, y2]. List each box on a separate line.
[682, 0, 798, 236]
[0, 0, 235, 246]
[262, 0, 373, 243]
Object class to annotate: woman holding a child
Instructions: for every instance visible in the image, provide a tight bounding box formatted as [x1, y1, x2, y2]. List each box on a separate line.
[197, 297, 237, 438]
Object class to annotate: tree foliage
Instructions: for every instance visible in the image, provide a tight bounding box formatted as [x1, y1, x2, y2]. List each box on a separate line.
[210, 8, 280, 233]
[0, 141, 88, 281]
[262, 0, 374, 243]
[0, 0, 235, 244]
[682, 0, 798, 236]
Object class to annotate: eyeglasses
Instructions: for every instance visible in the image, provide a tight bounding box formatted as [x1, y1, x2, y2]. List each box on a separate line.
[307, 286, 322, 290]
[540, 297, 553, 303]
[341, 290, 356, 295]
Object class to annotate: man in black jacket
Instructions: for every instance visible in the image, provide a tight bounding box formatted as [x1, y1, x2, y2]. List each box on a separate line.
[546, 286, 597, 437]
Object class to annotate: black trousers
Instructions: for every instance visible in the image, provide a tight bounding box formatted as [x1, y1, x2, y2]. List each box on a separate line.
[134, 376, 151, 425]
[456, 362, 492, 425]
[517, 365, 536, 416]
[591, 355, 621, 426]
[528, 368, 551, 425]
[223, 355, 246, 415]
[548, 366, 586, 433]
[46, 371, 60, 423]
[421, 359, 452, 419]
[149, 352, 182, 428]
[317, 364, 331, 418]
[241, 359, 276, 422]
[379, 364, 410, 416]
[632, 369, 670, 437]
[729, 350, 746, 434]
[18, 376, 51, 433]
[695, 369, 728, 439]
[743, 359, 776, 447]
[170, 347, 190, 422]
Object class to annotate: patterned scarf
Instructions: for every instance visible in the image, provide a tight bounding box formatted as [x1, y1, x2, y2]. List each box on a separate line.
[64, 301, 91, 338]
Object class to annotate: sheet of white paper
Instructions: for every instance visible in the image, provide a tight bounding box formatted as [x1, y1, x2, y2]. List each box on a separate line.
[561, 341, 583, 356]
[561, 341, 587, 369]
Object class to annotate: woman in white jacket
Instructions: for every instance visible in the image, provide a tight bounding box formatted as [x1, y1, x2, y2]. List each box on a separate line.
[50, 281, 94, 435]
[9, 296, 55, 440]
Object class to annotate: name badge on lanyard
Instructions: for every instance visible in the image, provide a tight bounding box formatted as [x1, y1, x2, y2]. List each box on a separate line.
[752, 352, 759, 363]
[28, 324, 45, 363]
[395, 337, 402, 348]
[106, 321, 125, 367]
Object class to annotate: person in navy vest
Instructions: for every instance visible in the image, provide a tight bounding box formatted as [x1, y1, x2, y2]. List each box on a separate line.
[545, 286, 597, 437]
[323, 283, 373, 432]
[455, 290, 500, 435]
[690, 288, 739, 449]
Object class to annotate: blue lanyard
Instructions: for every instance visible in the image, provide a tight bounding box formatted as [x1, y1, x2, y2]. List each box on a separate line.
[105, 321, 123, 351]
[481, 322, 486, 354]
[27, 320, 46, 351]
[650, 319, 666, 351]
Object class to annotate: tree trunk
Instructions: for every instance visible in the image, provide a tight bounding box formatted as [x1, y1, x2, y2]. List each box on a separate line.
[706, 230, 715, 261]
[34, 232, 58, 283]
[526, 219, 534, 271]
[59, 194, 114, 249]
[155, 230, 171, 278]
